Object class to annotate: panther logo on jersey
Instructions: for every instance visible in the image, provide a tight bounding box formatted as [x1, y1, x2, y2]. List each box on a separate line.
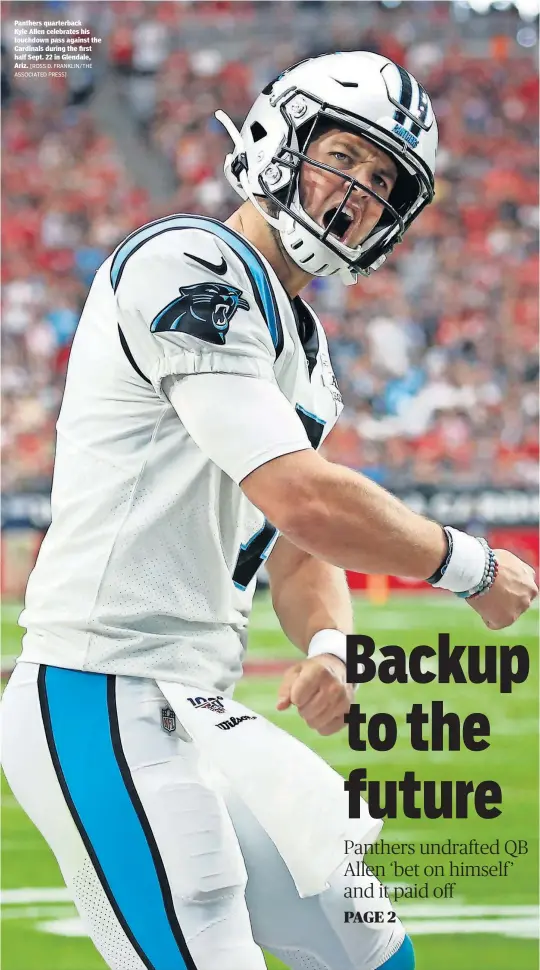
[150, 282, 250, 345]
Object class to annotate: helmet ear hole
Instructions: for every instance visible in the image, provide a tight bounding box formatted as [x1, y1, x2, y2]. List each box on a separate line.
[250, 121, 267, 143]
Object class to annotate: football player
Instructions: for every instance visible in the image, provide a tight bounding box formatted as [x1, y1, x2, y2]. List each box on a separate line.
[2, 51, 536, 970]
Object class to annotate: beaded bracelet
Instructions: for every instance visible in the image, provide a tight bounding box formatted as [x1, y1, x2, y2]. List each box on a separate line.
[467, 557, 499, 600]
[455, 541, 498, 599]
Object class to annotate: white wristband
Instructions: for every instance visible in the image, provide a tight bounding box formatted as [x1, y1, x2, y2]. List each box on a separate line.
[307, 629, 347, 666]
[431, 527, 487, 593]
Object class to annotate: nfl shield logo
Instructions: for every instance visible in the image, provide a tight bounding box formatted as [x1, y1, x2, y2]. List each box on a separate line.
[161, 707, 176, 734]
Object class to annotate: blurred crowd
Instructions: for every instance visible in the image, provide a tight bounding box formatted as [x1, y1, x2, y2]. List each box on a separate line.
[2, 0, 538, 491]
[2, 97, 152, 490]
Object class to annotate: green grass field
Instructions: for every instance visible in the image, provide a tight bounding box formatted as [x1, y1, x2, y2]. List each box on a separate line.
[2, 594, 539, 970]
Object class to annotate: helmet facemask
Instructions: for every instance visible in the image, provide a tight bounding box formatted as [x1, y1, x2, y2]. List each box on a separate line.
[219, 52, 437, 285]
[255, 91, 433, 280]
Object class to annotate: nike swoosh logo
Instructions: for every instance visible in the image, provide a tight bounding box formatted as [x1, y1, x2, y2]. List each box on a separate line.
[185, 252, 227, 275]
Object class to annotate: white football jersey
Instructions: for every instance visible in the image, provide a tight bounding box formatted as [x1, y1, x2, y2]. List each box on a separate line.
[19, 215, 343, 691]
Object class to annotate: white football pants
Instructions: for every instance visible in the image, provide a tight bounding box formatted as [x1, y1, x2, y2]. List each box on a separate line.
[2, 663, 409, 970]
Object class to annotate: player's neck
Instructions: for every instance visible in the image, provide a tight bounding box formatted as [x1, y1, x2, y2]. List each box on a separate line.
[226, 202, 312, 299]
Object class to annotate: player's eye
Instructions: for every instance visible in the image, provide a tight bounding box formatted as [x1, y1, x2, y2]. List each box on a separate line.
[330, 151, 352, 165]
[373, 173, 389, 190]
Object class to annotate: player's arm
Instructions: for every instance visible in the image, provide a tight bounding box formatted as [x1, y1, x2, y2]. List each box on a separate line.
[116, 233, 536, 631]
[266, 535, 352, 654]
[241, 449, 537, 630]
[245, 449, 446, 578]
[266, 536, 355, 735]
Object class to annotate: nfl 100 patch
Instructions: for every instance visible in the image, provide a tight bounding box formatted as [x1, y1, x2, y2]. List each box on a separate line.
[187, 694, 227, 714]
[161, 707, 177, 733]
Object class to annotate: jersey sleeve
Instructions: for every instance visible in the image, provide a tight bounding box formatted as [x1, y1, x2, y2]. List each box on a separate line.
[113, 224, 281, 394]
[163, 373, 312, 485]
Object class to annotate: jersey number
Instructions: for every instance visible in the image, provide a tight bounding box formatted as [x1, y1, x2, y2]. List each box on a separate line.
[231, 405, 325, 591]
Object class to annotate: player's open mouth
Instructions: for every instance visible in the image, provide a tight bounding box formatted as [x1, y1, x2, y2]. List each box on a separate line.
[323, 206, 354, 240]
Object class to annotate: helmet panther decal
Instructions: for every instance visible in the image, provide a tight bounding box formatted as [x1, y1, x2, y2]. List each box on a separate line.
[150, 282, 250, 345]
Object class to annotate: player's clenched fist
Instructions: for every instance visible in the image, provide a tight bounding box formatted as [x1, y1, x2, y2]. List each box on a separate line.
[276, 655, 354, 736]
[468, 549, 538, 630]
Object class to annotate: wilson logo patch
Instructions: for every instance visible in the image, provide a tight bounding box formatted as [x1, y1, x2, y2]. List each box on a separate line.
[216, 714, 257, 731]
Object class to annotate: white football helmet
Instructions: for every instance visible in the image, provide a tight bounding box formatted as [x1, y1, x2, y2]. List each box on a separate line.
[217, 51, 437, 285]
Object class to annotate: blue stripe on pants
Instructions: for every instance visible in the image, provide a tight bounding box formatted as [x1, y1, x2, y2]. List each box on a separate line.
[378, 934, 415, 969]
[43, 666, 193, 970]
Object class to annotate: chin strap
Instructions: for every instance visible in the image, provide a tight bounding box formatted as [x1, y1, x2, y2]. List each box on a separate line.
[215, 110, 281, 229]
